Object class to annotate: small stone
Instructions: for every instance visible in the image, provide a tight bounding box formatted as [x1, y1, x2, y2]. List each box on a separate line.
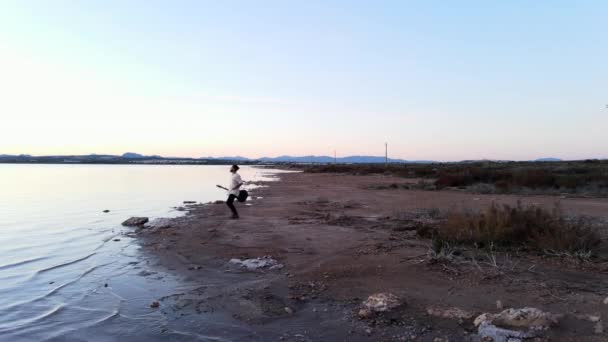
[603, 297, 608, 305]
[113, 239, 120, 242]
[284, 307, 294, 315]
[358, 308, 372, 318]
[595, 321, 603, 334]
[150, 301, 160, 308]
[208, 228, 218, 233]
[496, 300, 503, 309]
[103, 210, 110, 213]
[104, 283, 108, 287]
[365, 328, 372, 335]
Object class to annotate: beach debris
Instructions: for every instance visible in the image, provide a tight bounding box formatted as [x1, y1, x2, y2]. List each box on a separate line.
[595, 320, 604, 334]
[122, 217, 149, 227]
[426, 306, 475, 320]
[229, 256, 284, 270]
[150, 301, 160, 308]
[102, 209, 110, 213]
[474, 307, 559, 342]
[144, 218, 172, 229]
[362, 292, 402, 313]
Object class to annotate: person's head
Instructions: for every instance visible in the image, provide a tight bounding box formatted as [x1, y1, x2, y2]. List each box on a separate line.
[230, 164, 239, 173]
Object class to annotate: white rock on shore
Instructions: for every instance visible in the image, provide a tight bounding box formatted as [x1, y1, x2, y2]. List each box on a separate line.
[229, 256, 284, 270]
[144, 218, 172, 229]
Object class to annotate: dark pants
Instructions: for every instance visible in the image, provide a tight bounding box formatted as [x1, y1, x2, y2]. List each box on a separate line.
[226, 194, 239, 217]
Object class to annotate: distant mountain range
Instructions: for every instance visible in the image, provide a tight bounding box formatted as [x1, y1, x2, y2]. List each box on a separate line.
[205, 155, 436, 164]
[0, 153, 591, 165]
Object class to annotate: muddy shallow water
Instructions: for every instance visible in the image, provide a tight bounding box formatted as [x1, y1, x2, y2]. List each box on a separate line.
[0, 164, 286, 341]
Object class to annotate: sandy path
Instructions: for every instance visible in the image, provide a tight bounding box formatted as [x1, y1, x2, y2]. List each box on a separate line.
[137, 171, 608, 341]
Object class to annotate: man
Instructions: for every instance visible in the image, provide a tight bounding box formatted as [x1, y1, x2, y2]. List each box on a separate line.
[216, 165, 243, 219]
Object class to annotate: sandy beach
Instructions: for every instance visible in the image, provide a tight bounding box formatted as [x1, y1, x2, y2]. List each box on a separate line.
[137, 171, 608, 341]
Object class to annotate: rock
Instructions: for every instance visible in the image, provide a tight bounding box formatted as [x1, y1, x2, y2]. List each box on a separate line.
[477, 321, 540, 342]
[144, 218, 172, 229]
[284, 307, 294, 315]
[358, 308, 372, 318]
[113, 239, 120, 242]
[183, 201, 196, 204]
[362, 293, 402, 313]
[122, 217, 149, 227]
[595, 321, 603, 334]
[603, 297, 608, 305]
[208, 228, 218, 233]
[491, 307, 559, 329]
[474, 307, 559, 342]
[496, 300, 503, 310]
[426, 306, 474, 320]
[365, 328, 372, 335]
[229, 256, 284, 270]
[102, 210, 110, 213]
[150, 301, 160, 308]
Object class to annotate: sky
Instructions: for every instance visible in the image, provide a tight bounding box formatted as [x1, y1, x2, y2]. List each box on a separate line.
[0, 1, 606, 161]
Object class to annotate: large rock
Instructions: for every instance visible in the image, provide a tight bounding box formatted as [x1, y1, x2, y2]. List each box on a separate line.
[362, 293, 402, 313]
[477, 307, 560, 329]
[122, 217, 149, 227]
[474, 307, 560, 342]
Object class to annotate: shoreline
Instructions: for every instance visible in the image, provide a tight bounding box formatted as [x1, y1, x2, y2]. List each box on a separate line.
[136, 171, 608, 341]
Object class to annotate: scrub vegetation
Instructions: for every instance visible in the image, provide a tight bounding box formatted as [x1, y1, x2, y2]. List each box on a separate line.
[304, 159, 608, 197]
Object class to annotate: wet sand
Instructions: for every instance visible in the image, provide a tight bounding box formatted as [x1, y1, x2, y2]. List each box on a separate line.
[137, 172, 608, 341]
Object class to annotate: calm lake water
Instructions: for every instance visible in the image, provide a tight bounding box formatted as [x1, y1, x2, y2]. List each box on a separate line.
[0, 164, 284, 341]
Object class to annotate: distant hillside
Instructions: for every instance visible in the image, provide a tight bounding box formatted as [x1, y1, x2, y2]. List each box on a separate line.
[122, 152, 145, 159]
[534, 158, 562, 162]
[209, 155, 436, 164]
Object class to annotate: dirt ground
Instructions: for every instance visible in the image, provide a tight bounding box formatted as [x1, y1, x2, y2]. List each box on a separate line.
[137, 171, 608, 341]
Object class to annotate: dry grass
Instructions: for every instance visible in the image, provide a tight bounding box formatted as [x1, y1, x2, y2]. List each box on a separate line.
[437, 202, 601, 255]
[304, 160, 608, 197]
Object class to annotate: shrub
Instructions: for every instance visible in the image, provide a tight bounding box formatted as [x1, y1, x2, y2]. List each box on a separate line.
[438, 202, 601, 254]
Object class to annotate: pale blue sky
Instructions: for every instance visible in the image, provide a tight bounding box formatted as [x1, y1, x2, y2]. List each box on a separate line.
[1, 1, 606, 161]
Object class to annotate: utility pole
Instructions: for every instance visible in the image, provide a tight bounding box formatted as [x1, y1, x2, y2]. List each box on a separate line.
[385, 142, 388, 167]
[334, 150, 337, 164]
